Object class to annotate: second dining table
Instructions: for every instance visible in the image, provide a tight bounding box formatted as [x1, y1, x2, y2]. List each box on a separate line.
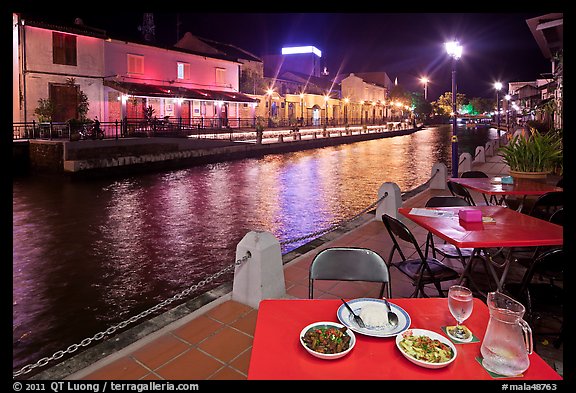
[448, 176, 562, 209]
[398, 205, 563, 292]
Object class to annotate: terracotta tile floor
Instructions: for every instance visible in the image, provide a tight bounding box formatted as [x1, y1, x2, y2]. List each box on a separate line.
[72, 157, 562, 380]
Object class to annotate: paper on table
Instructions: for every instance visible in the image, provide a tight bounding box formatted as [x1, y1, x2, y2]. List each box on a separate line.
[409, 208, 456, 218]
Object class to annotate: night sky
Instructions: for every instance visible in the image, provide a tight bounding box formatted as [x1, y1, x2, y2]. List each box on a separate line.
[16, 11, 556, 100]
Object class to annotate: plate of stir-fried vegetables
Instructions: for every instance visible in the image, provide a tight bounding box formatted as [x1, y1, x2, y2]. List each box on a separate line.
[300, 322, 356, 360]
[396, 329, 457, 368]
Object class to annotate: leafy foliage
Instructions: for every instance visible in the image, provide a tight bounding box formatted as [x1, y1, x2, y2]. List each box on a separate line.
[498, 128, 562, 173]
[34, 98, 54, 122]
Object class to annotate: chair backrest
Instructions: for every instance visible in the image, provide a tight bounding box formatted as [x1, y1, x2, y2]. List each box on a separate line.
[519, 248, 564, 295]
[447, 180, 476, 206]
[381, 214, 426, 262]
[425, 196, 471, 208]
[556, 177, 563, 188]
[549, 208, 563, 225]
[528, 191, 563, 221]
[461, 170, 489, 178]
[309, 247, 391, 299]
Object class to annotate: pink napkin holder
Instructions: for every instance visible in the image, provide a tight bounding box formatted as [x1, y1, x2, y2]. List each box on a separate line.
[458, 209, 482, 222]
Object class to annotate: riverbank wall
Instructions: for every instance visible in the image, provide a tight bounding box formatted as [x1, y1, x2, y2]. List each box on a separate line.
[15, 126, 422, 179]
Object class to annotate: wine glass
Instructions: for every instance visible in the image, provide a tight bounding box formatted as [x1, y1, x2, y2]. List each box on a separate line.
[448, 285, 474, 340]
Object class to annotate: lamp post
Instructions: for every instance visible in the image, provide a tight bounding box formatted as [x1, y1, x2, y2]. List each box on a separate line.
[494, 82, 503, 139]
[504, 94, 511, 134]
[324, 94, 329, 126]
[266, 88, 274, 127]
[344, 97, 349, 124]
[299, 92, 304, 126]
[420, 77, 429, 101]
[445, 41, 462, 178]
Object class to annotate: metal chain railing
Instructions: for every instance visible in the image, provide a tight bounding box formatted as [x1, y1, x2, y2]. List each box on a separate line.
[400, 168, 440, 201]
[280, 193, 389, 246]
[13, 252, 252, 379]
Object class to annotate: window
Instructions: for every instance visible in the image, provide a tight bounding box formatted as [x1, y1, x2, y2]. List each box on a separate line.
[52, 32, 77, 66]
[177, 62, 190, 80]
[50, 83, 79, 122]
[127, 54, 144, 75]
[215, 68, 226, 86]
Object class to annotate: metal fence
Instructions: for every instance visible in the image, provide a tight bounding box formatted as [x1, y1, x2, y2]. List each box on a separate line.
[13, 116, 409, 141]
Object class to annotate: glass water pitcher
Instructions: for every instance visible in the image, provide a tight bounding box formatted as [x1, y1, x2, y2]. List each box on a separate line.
[480, 291, 533, 377]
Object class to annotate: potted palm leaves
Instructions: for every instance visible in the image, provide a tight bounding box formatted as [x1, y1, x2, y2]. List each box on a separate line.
[498, 127, 562, 179]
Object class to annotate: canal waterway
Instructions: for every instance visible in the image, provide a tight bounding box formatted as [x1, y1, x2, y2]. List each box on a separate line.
[12, 124, 498, 373]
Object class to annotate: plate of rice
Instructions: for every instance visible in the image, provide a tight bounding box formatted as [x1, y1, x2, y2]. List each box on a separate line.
[337, 298, 411, 337]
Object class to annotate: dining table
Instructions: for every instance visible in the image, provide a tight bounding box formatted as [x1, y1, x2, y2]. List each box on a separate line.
[247, 298, 562, 380]
[448, 177, 562, 209]
[398, 205, 563, 292]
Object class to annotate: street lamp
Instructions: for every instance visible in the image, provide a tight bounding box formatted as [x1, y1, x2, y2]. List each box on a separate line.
[420, 77, 429, 101]
[266, 88, 274, 127]
[504, 94, 511, 133]
[445, 41, 462, 178]
[324, 94, 329, 125]
[494, 82, 503, 139]
[299, 92, 304, 126]
[344, 97, 350, 124]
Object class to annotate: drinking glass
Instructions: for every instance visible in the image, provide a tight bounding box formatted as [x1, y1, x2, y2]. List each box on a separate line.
[448, 285, 474, 340]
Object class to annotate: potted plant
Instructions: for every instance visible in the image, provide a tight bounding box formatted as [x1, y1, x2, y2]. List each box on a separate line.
[498, 127, 562, 179]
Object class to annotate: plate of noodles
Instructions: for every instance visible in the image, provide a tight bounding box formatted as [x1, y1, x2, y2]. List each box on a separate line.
[396, 329, 457, 369]
[337, 298, 411, 338]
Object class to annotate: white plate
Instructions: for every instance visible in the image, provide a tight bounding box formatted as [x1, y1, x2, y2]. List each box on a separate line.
[337, 298, 411, 337]
[395, 328, 457, 369]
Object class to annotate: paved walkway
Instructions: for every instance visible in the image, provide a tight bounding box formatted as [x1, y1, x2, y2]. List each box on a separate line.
[32, 155, 563, 380]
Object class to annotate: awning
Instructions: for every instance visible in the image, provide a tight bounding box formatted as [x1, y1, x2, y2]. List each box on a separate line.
[104, 80, 258, 103]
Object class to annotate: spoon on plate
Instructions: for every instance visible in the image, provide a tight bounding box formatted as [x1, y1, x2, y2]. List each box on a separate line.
[382, 298, 399, 328]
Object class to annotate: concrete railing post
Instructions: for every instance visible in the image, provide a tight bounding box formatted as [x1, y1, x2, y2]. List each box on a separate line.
[278, 135, 284, 143]
[232, 231, 285, 309]
[474, 146, 485, 163]
[485, 141, 494, 157]
[459, 152, 472, 174]
[375, 182, 402, 220]
[430, 163, 448, 189]
[493, 138, 500, 151]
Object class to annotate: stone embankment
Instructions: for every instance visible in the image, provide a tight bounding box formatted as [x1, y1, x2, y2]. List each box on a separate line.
[16, 126, 422, 178]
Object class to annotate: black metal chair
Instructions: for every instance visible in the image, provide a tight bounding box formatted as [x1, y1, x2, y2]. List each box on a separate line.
[504, 248, 564, 348]
[447, 180, 477, 206]
[424, 196, 473, 262]
[513, 200, 564, 272]
[382, 214, 460, 298]
[527, 191, 563, 221]
[424, 196, 494, 295]
[308, 247, 391, 299]
[460, 170, 497, 204]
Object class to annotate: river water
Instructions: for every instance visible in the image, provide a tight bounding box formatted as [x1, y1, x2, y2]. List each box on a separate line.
[12, 124, 497, 373]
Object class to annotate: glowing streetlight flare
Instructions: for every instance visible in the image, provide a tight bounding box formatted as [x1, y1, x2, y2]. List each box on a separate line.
[445, 41, 463, 59]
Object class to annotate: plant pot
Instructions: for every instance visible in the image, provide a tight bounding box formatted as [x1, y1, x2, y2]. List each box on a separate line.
[509, 170, 549, 180]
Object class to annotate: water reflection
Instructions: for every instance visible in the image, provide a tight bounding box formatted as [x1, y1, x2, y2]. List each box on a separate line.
[12, 125, 497, 373]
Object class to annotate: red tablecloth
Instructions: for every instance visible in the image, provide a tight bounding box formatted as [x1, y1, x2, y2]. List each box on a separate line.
[248, 298, 561, 380]
[449, 177, 562, 197]
[399, 206, 563, 249]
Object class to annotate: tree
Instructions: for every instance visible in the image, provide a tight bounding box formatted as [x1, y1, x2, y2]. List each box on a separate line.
[34, 98, 55, 122]
[410, 92, 432, 120]
[432, 92, 467, 116]
[468, 97, 493, 114]
[388, 84, 411, 106]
